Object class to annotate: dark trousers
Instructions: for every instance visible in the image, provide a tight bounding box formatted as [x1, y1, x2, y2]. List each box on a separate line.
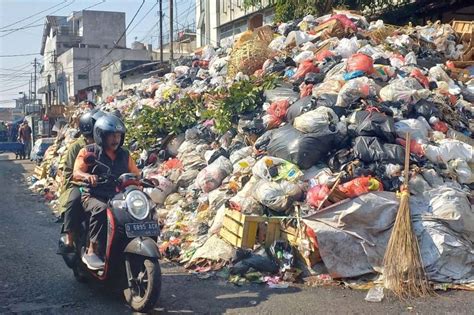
[82, 196, 108, 249]
[62, 187, 83, 233]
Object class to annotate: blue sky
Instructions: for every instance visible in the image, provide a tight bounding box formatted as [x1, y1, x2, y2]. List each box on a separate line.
[0, 0, 195, 107]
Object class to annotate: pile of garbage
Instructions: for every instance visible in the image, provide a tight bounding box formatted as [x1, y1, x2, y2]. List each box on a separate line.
[31, 11, 474, 289]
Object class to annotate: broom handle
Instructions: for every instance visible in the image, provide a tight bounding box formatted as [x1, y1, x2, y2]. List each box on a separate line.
[404, 132, 411, 186]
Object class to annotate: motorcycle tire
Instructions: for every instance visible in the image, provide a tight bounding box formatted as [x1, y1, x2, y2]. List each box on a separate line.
[124, 258, 162, 312]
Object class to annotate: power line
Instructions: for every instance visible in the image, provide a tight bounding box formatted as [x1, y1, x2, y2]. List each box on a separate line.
[0, 53, 40, 57]
[128, 1, 160, 36]
[0, 0, 76, 38]
[0, 82, 30, 93]
[0, 0, 67, 30]
[0, 23, 44, 33]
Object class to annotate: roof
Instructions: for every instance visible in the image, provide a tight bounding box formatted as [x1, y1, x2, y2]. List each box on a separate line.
[119, 61, 170, 79]
[40, 15, 68, 56]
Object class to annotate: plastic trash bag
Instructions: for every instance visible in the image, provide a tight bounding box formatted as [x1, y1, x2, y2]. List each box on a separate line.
[306, 184, 331, 208]
[379, 77, 424, 104]
[353, 136, 405, 164]
[177, 169, 200, 187]
[286, 96, 314, 123]
[334, 37, 359, 58]
[196, 156, 233, 193]
[254, 180, 302, 212]
[233, 156, 256, 174]
[423, 139, 474, 164]
[409, 174, 432, 195]
[228, 177, 264, 215]
[348, 111, 396, 143]
[294, 50, 314, 63]
[346, 53, 374, 75]
[230, 247, 279, 275]
[264, 99, 290, 129]
[338, 176, 383, 198]
[428, 65, 461, 95]
[294, 106, 339, 134]
[144, 176, 176, 205]
[265, 124, 336, 169]
[336, 77, 379, 107]
[448, 159, 474, 184]
[264, 85, 300, 103]
[394, 117, 431, 140]
[229, 146, 253, 164]
[252, 156, 303, 182]
[293, 60, 319, 80]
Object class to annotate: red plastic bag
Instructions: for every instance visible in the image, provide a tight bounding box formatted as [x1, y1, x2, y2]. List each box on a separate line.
[267, 100, 289, 120]
[293, 60, 319, 79]
[306, 184, 332, 208]
[431, 121, 449, 133]
[316, 49, 334, 62]
[300, 84, 313, 97]
[338, 176, 383, 198]
[410, 68, 429, 89]
[323, 14, 357, 32]
[346, 53, 374, 74]
[396, 138, 425, 156]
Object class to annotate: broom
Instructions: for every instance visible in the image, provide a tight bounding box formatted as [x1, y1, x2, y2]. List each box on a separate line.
[382, 132, 433, 299]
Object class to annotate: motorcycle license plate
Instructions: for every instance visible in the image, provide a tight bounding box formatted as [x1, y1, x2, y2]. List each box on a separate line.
[125, 222, 160, 238]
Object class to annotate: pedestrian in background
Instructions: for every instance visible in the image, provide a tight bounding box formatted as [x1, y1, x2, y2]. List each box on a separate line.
[18, 120, 32, 159]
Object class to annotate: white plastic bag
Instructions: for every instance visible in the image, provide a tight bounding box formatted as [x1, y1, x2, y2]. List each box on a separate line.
[394, 117, 432, 140]
[379, 77, 424, 104]
[334, 37, 359, 58]
[254, 180, 302, 212]
[230, 146, 253, 164]
[294, 51, 314, 63]
[196, 156, 233, 193]
[252, 156, 303, 182]
[293, 106, 339, 134]
[336, 77, 379, 107]
[423, 139, 474, 164]
[144, 176, 176, 205]
[448, 159, 474, 184]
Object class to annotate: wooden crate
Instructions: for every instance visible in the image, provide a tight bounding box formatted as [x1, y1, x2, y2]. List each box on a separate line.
[280, 224, 321, 267]
[220, 209, 281, 249]
[452, 20, 474, 61]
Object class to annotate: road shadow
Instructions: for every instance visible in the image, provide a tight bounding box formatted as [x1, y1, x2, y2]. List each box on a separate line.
[152, 261, 302, 314]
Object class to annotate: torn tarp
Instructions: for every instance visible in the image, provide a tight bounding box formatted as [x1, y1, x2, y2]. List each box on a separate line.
[303, 189, 474, 283]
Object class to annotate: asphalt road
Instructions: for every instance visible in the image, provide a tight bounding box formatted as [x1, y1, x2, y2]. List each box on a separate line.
[0, 154, 473, 314]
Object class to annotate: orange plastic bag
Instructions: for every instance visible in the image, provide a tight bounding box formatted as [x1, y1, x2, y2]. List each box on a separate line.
[396, 138, 425, 156]
[338, 176, 383, 198]
[300, 84, 313, 97]
[316, 49, 334, 61]
[267, 100, 289, 119]
[410, 68, 429, 89]
[306, 184, 332, 208]
[293, 60, 319, 79]
[431, 121, 449, 133]
[346, 53, 374, 74]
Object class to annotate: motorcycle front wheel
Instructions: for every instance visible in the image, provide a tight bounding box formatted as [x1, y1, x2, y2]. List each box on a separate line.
[124, 256, 162, 312]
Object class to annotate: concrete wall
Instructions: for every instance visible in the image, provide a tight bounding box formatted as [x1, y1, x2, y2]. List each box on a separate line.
[196, 0, 274, 47]
[56, 47, 150, 99]
[81, 10, 126, 48]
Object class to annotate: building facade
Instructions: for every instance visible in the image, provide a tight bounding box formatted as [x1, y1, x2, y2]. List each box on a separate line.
[39, 10, 152, 105]
[196, 0, 275, 47]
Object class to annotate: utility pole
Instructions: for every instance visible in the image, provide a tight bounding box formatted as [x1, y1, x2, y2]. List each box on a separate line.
[159, 0, 163, 63]
[29, 74, 32, 104]
[169, 0, 174, 65]
[32, 58, 38, 106]
[47, 74, 51, 116]
[51, 50, 58, 106]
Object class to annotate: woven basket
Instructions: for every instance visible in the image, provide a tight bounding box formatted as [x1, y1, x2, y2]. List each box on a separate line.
[228, 39, 269, 78]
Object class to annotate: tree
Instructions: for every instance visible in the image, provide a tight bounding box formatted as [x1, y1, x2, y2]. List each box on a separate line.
[243, 0, 413, 22]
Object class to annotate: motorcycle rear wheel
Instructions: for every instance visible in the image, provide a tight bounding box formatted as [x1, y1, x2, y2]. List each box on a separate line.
[124, 257, 161, 312]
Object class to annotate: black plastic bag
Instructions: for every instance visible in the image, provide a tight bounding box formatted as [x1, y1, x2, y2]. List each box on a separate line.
[348, 111, 396, 143]
[353, 136, 405, 164]
[230, 247, 279, 275]
[264, 84, 300, 103]
[266, 124, 335, 169]
[408, 99, 441, 120]
[286, 96, 314, 123]
[304, 72, 325, 85]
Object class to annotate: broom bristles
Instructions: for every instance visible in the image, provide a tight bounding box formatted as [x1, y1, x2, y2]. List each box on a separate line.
[383, 132, 434, 299]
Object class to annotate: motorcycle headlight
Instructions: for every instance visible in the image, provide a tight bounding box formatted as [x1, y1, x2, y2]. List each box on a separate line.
[125, 190, 150, 221]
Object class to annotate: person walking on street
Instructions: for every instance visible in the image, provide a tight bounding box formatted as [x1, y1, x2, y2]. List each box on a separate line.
[18, 120, 32, 159]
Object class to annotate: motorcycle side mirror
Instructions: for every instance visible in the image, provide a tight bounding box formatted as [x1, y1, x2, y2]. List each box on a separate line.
[84, 152, 97, 166]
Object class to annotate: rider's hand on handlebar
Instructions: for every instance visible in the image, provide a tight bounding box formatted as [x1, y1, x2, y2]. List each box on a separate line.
[84, 174, 98, 187]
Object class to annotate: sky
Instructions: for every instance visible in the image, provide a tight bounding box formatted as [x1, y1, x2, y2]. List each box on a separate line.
[0, 0, 196, 107]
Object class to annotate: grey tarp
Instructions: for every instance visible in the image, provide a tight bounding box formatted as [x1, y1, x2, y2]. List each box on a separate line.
[303, 188, 474, 283]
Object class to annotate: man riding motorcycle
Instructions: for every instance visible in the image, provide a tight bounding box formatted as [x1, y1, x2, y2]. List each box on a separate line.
[73, 114, 140, 270]
[57, 109, 104, 254]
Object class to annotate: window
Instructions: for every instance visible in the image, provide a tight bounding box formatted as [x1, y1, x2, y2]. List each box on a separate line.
[78, 74, 88, 80]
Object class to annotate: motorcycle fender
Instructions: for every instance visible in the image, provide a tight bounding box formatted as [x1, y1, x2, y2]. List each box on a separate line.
[124, 237, 161, 258]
